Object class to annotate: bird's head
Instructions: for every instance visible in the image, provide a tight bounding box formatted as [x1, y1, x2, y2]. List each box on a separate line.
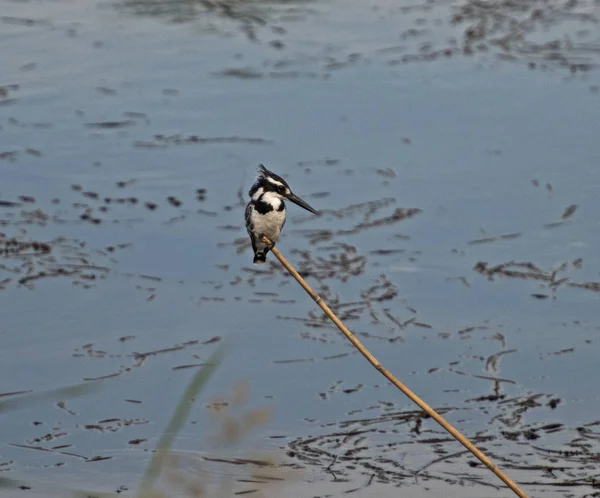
[249, 165, 319, 214]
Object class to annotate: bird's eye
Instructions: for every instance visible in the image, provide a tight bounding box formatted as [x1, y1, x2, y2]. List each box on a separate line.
[278, 185, 286, 194]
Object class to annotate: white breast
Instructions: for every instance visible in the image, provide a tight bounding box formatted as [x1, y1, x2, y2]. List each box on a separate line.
[251, 207, 286, 243]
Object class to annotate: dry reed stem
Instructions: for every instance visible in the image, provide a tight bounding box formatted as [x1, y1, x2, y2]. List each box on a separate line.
[263, 236, 528, 498]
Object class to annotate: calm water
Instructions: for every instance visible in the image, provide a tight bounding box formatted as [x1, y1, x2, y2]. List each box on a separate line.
[2, 0, 600, 496]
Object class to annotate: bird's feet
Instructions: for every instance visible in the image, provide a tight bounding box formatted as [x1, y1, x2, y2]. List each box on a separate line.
[261, 235, 275, 248]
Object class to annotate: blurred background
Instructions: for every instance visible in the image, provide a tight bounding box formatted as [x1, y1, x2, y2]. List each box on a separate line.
[1, 0, 600, 496]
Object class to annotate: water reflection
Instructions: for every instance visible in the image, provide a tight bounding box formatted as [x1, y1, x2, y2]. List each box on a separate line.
[117, 0, 316, 41]
[115, 0, 600, 72]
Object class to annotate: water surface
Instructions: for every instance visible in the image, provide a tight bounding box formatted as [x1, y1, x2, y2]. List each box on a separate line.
[2, 0, 600, 496]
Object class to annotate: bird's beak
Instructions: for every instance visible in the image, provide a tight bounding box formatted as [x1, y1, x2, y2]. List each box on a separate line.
[286, 192, 319, 214]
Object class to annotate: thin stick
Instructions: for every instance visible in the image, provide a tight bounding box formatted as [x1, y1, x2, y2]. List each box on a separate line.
[264, 237, 528, 498]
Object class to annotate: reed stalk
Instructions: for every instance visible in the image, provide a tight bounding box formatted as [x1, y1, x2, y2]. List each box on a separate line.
[264, 236, 528, 498]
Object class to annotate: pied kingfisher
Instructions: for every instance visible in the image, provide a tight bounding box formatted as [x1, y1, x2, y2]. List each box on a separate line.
[245, 165, 318, 263]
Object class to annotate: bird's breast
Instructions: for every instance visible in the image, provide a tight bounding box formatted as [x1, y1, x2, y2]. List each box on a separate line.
[251, 206, 286, 241]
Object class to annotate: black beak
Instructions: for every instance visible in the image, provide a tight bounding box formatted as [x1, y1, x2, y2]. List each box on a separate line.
[286, 192, 319, 214]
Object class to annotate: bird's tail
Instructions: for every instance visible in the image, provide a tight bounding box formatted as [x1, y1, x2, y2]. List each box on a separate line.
[253, 247, 269, 265]
[253, 251, 267, 264]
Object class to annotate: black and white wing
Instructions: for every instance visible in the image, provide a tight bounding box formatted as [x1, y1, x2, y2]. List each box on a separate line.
[244, 202, 254, 235]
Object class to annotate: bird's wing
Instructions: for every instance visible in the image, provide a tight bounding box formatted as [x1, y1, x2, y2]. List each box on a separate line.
[244, 202, 254, 234]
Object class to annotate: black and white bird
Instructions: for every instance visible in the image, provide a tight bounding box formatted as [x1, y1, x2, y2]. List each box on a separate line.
[245, 165, 318, 264]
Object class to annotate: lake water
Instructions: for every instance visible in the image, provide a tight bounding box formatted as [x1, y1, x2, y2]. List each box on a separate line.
[2, 0, 600, 496]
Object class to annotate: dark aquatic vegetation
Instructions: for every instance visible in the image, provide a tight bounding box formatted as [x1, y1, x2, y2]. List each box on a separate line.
[84, 119, 136, 128]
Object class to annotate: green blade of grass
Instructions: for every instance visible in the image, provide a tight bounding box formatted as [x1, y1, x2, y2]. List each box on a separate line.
[0, 477, 31, 490]
[0, 380, 104, 414]
[0, 476, 120, 498]
[137, 346, 225, 497]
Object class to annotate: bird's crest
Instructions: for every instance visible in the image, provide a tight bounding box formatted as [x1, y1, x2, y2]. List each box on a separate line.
[256, 164, 289, 189]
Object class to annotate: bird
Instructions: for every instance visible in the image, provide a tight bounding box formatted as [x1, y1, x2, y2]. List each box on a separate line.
[245, 164, 318, 264]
